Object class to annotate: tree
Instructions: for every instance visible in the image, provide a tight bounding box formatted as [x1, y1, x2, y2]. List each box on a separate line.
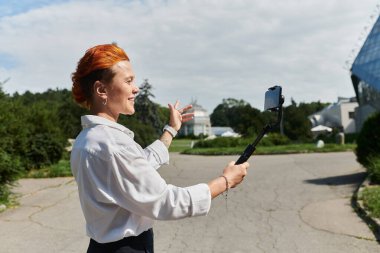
[0, 84, 23, 202]
[210, 104, 229, 126]
[211, 97, 328, 141]
[57, 90, 87, 139]
[282, 99, 329, 141]
[8, 89, 71, 169]
[134, 79, 165, 134]
[119, 79, 169, 147]
[356, 112, 380, 166]
[210, 98, 266, 136]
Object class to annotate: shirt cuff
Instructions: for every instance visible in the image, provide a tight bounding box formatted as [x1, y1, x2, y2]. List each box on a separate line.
[147, 140, 170, 165]
[185, 183, 211, 217]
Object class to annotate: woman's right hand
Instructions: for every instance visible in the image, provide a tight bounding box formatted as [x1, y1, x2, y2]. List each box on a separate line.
[207, 161, 249, 199]
[222, 161, 249, 189]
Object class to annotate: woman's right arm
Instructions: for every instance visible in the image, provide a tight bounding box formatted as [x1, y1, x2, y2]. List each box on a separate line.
[208, 161, 249, 199]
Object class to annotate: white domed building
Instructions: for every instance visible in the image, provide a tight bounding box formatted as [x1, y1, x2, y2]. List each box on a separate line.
[179, 100, 212, 137]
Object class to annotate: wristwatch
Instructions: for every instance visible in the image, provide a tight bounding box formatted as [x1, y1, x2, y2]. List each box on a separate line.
[163, 125, 177, 138]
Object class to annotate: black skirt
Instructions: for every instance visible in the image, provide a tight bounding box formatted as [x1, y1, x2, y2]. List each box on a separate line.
[87, 229, 154, 253]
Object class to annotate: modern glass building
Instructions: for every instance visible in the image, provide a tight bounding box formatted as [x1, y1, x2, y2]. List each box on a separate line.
[351, 15, 380, 129]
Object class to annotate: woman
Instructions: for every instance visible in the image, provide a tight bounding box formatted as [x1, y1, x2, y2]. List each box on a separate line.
[70, 44, 249, 253]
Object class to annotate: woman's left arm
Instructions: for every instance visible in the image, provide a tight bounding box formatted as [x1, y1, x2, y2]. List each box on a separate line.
[159, 101, 194, 149]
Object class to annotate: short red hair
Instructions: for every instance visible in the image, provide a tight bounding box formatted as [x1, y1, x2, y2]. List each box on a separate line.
[71, 44, 130, 108]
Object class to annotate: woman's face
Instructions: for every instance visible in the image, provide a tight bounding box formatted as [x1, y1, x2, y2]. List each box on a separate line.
[106, 60, 139, 116]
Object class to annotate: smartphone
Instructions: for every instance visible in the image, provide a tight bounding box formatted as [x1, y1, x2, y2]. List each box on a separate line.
[264, 86, 282, 111]
[235, 85, 284, 165]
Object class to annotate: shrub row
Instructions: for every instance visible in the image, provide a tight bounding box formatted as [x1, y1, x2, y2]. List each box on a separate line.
[194, 133, 290, 149]
[356, 112, 380, 184]
[0, 89, 77, 204]
[356, 112, 380, 166]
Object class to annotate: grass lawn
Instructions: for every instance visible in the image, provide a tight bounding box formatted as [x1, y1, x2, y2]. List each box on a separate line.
[169, 139, 196, 152]
[25, 160, 72, 178]
[181, 143, 356, 155]
[360, 185, 380, 219]
[22, 142, 356, 178]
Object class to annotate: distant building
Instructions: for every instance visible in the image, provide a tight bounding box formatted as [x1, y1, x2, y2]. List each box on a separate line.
[308, 97, 358, 134]
[211, 127, 240, 138]
[350, 15, 380, 130]
[180, 100, 212, 137]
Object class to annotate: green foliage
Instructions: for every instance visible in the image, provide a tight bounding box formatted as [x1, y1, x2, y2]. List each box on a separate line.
[0, 149, 23, 205]
[210, 98, 266, 136]
[344, 133, 359, 144]
[0, 149, 22, 187]
[183, 143, 356, 156]
[26, 133, 64, 169]
[134, 79, 165, 136]
[361, 186, 380, 218]
[366, 156, 380, 184]
[356, 112, 380, 166]
[9, 89, 74, 169]
[0, 87, 83, 202]
[57, 91, 87, 139]
[0, 87, 24, 202]
[26, 159, 72, 178]
[260, 133, 291, 146]
[194, 137, 245, 148]
[211, 97, 328, 141]
[0, 82, 166, 203]
[210, 98, 249, 126]
[283, 99, 314, 141]
[169, 139, 195, 152]
[193, 133, 290, 150]
[119, 79, 170, 147]
[120, 115, 158, 148]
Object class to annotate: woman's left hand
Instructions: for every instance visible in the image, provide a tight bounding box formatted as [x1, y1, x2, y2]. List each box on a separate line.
[168, 101, 194, 131]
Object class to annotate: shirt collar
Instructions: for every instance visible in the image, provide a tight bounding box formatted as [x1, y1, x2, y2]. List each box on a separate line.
[81, 115, 134, 139]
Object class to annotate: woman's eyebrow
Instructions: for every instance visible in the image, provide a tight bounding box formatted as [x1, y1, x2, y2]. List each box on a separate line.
[125, 76, 135, 81]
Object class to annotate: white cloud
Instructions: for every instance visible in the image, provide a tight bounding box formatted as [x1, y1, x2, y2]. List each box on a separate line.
[0, 0, 378, 112]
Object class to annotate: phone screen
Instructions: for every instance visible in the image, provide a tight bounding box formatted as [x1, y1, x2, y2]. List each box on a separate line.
[264, 86, 282, 111]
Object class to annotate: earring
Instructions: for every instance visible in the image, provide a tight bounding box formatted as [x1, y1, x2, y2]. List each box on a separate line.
[102, 98, 107, 105]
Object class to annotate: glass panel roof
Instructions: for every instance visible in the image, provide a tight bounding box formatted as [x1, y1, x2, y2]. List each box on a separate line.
[351, 15, 380, 92]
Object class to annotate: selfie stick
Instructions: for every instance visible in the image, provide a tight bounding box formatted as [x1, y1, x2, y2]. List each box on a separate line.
[235, 86, 284, 165]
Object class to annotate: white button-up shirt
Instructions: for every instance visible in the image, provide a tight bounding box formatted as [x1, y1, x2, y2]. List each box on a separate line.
[70, 115, 211, 243]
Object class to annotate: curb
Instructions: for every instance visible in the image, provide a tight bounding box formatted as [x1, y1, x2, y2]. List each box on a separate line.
[352, 177, 380, 241]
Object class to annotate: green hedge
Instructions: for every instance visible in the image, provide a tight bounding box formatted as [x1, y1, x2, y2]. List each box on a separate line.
[356, 112, 380, 166]
[194, 133, 290, 149]
[367, 157, 380, 184]
[0, 149, 22, 204]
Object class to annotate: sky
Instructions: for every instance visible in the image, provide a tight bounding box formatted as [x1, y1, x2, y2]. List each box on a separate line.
[0, 0, 379, 113]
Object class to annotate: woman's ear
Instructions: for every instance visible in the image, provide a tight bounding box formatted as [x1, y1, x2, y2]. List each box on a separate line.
[93, 81, 107, 100]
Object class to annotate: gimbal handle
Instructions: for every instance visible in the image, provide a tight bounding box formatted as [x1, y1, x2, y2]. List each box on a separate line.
[235, 95, 284, 165]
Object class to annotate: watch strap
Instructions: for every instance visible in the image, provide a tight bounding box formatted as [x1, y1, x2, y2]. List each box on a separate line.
[163, 125, 177, 138]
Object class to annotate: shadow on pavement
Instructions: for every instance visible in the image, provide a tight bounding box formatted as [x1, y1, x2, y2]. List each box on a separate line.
[304, 172, 367, 186]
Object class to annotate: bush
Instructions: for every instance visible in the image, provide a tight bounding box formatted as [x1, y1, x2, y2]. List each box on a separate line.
[193, 134, 291, 149]
[0, 149, 22, 203]
[356, 112, 380, 166]
[194, 137, 242, 148]
[260, 133, 291, 146]
[345, 133, 359, 144]
[367, 156, 380, 184]
[25, 133, 64, 169]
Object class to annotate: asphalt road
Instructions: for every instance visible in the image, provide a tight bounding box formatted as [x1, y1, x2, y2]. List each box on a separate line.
[0, 152, 379, 252]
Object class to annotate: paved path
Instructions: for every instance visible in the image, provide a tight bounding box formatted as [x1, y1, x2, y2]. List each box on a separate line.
[0, 152, 379, 252]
